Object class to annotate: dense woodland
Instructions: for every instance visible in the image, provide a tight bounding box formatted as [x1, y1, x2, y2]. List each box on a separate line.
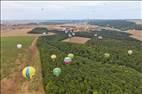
[37, 26, 142, 94]
[28, 27, 48, 34]
[89, 20, 142, 30]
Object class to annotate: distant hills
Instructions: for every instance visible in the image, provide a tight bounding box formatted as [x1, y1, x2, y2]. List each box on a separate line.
[1, 19, 142, 30]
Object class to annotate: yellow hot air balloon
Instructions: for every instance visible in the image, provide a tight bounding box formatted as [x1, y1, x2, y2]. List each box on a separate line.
[51, 54, 57, 61]
[68, 53, 74, 59]
[22, 66, 36, 80]
[128, 50, 133, 55]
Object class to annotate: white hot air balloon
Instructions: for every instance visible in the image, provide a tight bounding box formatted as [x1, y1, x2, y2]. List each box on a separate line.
[41, 8, 44, 11]
[104, 53, 110, 58]
[65, 30, 68, 34]
[17, 44, 22, 49]
[128, 50, 133, 55]
[94, 34, 97, 37]
[70, 28, 73, 33]
[43, 32, 46, 35]
[63, 28, 65, 31]
[98, 36, 103, 40]
[68, 34, 72, 38]
[72, 32, 75, 36]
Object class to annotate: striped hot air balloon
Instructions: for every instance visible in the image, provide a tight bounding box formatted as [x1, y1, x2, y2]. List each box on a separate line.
[64, 57, 72, 64]
[22, 66, 36, 80]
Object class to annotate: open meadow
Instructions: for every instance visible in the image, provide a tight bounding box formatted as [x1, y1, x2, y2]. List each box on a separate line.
[1, 35, 45, 94]
[1, 36, 35, 79]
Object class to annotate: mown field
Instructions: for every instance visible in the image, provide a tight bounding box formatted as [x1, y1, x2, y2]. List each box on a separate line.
[37, 29, 142, 94]
[1, 36, 35, 79]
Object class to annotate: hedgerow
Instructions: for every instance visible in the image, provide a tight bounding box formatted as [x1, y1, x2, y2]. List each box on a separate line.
[28, 27, 48, 34]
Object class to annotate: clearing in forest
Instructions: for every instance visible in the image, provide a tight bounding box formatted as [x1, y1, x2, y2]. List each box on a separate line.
[62, 36, 90, 44]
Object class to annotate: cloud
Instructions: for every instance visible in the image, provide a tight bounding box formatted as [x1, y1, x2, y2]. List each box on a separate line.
[1, 1, 107, 9]
[1, 1, 142, 20]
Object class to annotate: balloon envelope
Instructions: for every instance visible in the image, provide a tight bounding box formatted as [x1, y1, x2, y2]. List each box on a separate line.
[22, 66, 36, 80]
[64, 57, 72, 64]
[65, 31, 68, 34]
[128, 50, 133, 55]
[43, 32, 46, 35]
[94, 34, 97, 37]
[68, 34, 72, 38]
[41, 8, 44, 11]
[68, 53, 74, 59]
[104, 53, 110, 58]
[53, 68, 61, 77]
[51, 54, 56, 59]
[98, 36, 103, 39]
[17, 44, 22, 49]
[72, 32, 75, 36]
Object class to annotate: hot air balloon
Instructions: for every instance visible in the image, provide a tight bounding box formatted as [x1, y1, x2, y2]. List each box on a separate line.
[42, 32, 46, 35]
[63, 28, 68, 34]
[22, 66, 36, 80]
[72, 32, 75, 36]
[41, 8, 44, 11]
[53, 68, 61, 77]
[128, 50, 133, 55]
[68, 53, 74, 59]
[68, 34, 72, 38]
[70, 28, 73, 33]
[94, 34, 97, 37]
[104, 53, 110, 58]
[65, 30, 68, 34]
[64, 57, 72, 64]
[98, 36, 103, 40]
[17, 44, 22, 49]
[51, 54, 57, 61]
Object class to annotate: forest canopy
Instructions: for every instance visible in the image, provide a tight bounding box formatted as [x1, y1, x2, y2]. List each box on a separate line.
[37, 28, 142, 94]
[28, 27, 48, 34]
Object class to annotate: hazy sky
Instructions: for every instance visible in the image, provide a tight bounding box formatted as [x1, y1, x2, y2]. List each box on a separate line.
[1, 1, 142, 20]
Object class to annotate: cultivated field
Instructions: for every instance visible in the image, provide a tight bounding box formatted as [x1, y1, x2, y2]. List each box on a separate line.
[1, 25, 56, 37]
[128, 30, 142, 41]
[63, 37, 91, 44]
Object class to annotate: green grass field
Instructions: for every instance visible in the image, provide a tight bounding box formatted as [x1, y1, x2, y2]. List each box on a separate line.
[1, 36, 35, 79]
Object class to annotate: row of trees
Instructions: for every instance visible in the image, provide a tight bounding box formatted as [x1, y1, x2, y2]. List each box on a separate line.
[28, 27, 48, 34]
